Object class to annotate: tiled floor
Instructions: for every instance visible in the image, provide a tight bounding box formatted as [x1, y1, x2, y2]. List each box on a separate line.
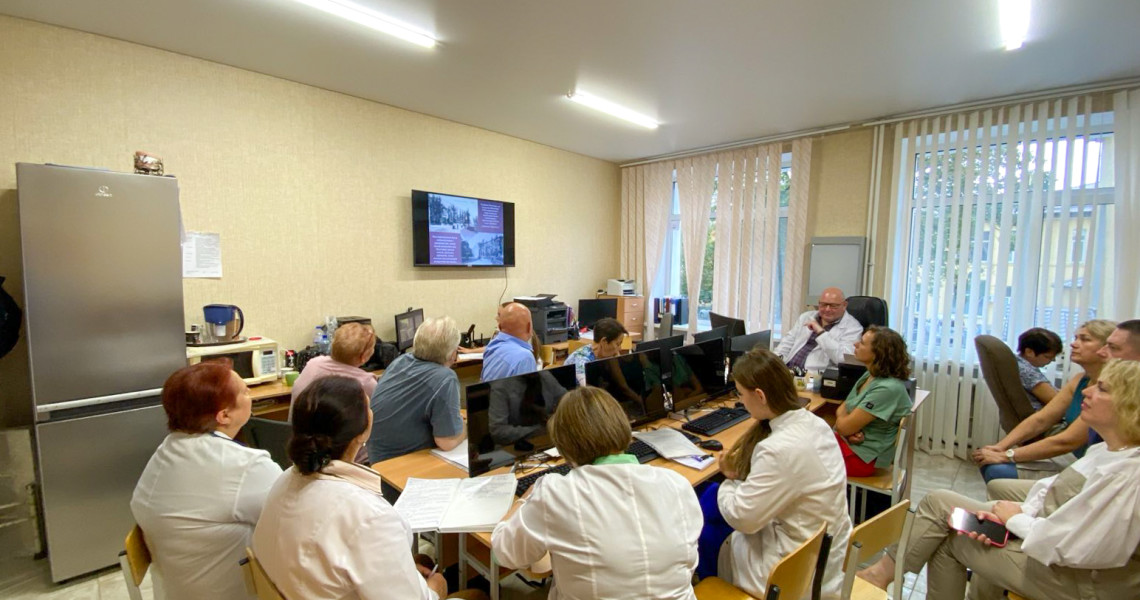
[0, 451, 987, 600]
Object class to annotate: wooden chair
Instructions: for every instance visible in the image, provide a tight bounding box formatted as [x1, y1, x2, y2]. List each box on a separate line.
[118, 525, 151, 600]
[1005, 592, 1033, 600]
[840, 500, 914, 600]
[240, 547, 287, 600]
[695, 522, 828, 600]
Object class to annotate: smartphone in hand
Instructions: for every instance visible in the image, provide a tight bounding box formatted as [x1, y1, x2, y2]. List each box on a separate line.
[948, 507, 1009, 547]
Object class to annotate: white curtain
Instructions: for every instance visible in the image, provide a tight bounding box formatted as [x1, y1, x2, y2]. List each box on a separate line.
[677, 155, 716, 337]
[784, 138, 812, 329]
[620, 161, 673, 337]
[1113, 89, 1140, 319]
[709, 142, 808, 334]
[886, 96, 1114, 458]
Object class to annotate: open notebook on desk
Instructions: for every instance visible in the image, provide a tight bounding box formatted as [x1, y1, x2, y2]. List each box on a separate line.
[394, 475, 516, 533]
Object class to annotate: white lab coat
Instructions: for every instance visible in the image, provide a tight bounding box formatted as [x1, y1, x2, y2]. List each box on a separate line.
[130, 432, 282, 600]
[252, 467, 437, 600]
[774, 311, 864, 371]
[492, 462, 703, 600]
[1005, 443, 1140, 569]
[717, 409, 852, 600]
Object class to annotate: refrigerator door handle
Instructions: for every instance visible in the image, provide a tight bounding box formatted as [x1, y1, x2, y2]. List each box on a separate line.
[36, 388, 165, 415]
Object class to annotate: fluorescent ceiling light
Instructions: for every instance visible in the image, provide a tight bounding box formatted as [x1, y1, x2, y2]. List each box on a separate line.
[568, 90, 659, 129]
[999, 0, 1030, 51]
[287, 0, 436, 48]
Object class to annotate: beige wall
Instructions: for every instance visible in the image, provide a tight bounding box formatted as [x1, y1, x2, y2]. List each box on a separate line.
[0, 16, 621, 369]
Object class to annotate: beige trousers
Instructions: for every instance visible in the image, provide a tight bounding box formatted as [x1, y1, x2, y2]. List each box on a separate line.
[903, 490, 1100, 600]
[985, 478, 1036, 503]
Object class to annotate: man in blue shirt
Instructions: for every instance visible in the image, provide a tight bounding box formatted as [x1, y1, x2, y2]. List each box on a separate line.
[480, 302, 538, 381]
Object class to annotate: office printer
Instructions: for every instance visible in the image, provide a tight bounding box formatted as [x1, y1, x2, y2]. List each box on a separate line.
[820, 360, 869, 400]
[606, 279, 636, 296]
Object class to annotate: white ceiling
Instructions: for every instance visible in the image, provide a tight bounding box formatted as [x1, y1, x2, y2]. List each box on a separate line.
[3, 0, 1140, 162]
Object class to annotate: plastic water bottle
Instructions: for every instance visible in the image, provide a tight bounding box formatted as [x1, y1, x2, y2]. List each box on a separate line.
[313, 326, 329, 354]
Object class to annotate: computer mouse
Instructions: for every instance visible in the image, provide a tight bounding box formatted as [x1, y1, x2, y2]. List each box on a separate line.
[698, 439, 723, 451]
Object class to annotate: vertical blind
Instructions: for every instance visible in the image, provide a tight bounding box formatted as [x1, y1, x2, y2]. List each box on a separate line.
[886, 95, 1115, 456]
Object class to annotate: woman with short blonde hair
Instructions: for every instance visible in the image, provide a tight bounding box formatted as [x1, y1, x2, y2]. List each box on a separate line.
[492, 386, 702, 599]
[290, 322, 378, 427]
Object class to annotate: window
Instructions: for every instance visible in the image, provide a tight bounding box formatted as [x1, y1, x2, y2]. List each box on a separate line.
[895, 109, 1114, 364]
[651, 154, 792, 332]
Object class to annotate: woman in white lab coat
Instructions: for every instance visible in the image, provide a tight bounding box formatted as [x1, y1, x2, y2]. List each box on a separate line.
[699, 348, 852, 600]
[492, 386, 704, 600]
[254, 376, 483, 600]
[858, 358, 1140, 600]
[130, 361, 283, 600]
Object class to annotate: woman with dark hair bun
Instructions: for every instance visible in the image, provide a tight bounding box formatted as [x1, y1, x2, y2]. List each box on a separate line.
[253, 376, 483, 600]
[131, 361, 282, 600]
[833, 325, 913, 477]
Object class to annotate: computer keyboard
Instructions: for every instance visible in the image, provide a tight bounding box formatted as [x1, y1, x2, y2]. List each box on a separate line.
[627, 439, 659, 463]
[515, 463, 573, 496]
[682, 407, 751, 436]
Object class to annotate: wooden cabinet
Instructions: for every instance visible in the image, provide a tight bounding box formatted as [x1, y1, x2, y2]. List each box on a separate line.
[598, 294, 645, 335]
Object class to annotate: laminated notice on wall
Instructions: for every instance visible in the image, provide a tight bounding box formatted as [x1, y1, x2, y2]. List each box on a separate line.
[182, 232, 222, 278]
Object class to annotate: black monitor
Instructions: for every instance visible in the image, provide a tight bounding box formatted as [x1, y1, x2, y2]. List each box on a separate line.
[728, 330, 773, 367]
[465, 364, 578, 477]
[692, 325, 728, 346]
[634, 334, 686, 380]
[709, 312, 747, 338]
[585, 349, 667, 427]
[577, 298, 618, 329]
[394, 308, 425, 353]
[670, 338, 730, 411]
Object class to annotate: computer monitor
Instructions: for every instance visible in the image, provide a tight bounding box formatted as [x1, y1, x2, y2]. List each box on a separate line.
[577, 298, 618, 329]
[634, 334, 686, 380]
[670, 338, 730, 411]
[585, 349, 667, 427]
[692, 325, 728, 346]
[728, 330, 773, 368]
[394, 308, 425, 353]
[709, 312, 747, 338]
[465, 364, 578, 477]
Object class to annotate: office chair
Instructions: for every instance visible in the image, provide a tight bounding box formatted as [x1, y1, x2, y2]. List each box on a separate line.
[845, 296, 888, 329]
[118, 525, 151, 600]
[975, 335, 1038, 436]
[245, 417, 293, 469]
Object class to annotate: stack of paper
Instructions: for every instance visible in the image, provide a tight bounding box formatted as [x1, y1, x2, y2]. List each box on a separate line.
[632, 428, 715, 471]
[431, 445, 470, 470]
[394, 475, 517, 533]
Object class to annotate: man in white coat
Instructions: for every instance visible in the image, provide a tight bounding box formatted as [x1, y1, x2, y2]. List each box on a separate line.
[775, 287, 864, 372]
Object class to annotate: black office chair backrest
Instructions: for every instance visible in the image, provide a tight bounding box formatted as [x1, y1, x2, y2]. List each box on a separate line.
[245, 417, 293, 469]
[845, 296, 888, 329]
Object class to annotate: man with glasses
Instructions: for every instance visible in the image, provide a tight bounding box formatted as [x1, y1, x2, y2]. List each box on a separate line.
[774, 287, 864, 372]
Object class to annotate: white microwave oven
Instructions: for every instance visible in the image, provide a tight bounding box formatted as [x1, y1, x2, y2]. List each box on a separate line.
[186, 337, 279, 386]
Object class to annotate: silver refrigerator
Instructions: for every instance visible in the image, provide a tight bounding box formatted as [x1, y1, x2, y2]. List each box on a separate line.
[14, 163, 186, 582]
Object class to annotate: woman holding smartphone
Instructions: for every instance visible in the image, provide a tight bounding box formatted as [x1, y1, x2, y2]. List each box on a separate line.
[858, 358, 1140, 600]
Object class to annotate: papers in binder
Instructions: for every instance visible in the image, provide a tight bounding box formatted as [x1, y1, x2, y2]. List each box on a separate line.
[394, 475, 516, 533]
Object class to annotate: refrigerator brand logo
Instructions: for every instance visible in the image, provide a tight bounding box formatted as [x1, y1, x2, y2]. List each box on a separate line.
[95, 186, 112, 198]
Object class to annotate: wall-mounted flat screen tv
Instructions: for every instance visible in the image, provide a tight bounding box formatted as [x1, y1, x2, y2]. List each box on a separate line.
[412, 190, 516, 267]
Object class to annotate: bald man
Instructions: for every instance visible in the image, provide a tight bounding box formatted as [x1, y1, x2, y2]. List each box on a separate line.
[480, 302, 538, 381]
[774, 287, 864, 371]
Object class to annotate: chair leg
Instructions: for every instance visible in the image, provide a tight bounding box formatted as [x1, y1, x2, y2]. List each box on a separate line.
[119, 553, 143, 600]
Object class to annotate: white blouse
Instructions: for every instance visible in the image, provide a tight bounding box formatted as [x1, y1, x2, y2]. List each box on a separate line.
[252, 467, 437, 600]
[492, 462, 703, 600]
[1005, 443, 1140, 569]
[130, 432, 283, 600]
[717, 409, 853, 600]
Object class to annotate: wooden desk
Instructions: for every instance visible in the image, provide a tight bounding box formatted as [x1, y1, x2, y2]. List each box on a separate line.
[371, 392, 835, 598]
[250, 355, 484, 420]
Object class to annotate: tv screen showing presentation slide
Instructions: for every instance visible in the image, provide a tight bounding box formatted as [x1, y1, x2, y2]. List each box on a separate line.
[412, 190, 516, 267]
